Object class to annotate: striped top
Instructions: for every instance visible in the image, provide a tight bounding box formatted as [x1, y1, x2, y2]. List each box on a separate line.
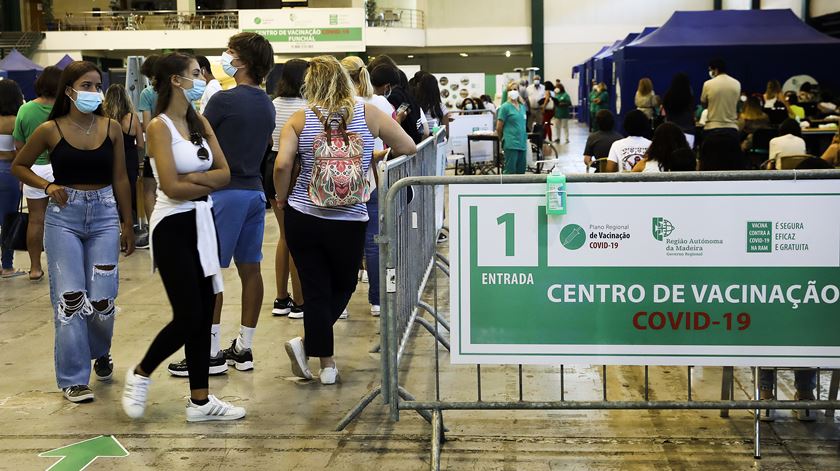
[288, 102, 374, 221]
[271, 96, 308, 152]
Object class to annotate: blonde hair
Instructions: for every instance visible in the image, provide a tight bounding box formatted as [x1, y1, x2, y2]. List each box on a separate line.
[340, 56, 374, 99]
[303, 55, 357, 122]
[637, 77, 653, 96]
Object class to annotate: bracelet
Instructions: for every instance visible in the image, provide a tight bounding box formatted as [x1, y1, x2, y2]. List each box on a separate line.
[44, 183, 54, 195]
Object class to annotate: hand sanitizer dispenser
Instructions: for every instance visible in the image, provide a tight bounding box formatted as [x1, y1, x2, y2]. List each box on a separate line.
[546, 166, 567, 215]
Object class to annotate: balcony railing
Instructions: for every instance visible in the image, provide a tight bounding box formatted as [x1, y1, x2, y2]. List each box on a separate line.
[366, 8, 424, 29]
[54, 10, 239, 32]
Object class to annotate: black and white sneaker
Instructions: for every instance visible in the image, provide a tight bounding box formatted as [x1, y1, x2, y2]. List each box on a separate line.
[63, 385, 95, 403]
[288, 303, 304, 319]
[222, 339, 254, 371]
[167, 352, 229, 377]
[437, 232, 448, 244]
[134, 232, 150, 250]
[94, 353, 113, 382]
[273, 296, 294, 316]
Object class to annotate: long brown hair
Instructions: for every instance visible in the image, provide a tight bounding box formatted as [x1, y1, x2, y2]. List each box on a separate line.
[153, 52, 207, 139]
[48, 61, 103, 121]
[637, 77, 653, 96]
[103, 83, 133, 123]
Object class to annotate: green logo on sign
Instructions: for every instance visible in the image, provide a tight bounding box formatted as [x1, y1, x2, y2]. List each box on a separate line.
[652, 217, 675, 241]
[329, 14, 338, 25]
[254, 17, 261, 24]
[559, 224, 586, 250]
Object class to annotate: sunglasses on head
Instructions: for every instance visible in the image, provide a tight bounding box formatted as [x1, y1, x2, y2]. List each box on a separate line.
[190, 133, 210, 161]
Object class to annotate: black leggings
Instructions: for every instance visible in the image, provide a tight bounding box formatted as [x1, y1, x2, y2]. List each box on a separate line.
[284, 206, 366, 357]
[139, 210, 214, 391]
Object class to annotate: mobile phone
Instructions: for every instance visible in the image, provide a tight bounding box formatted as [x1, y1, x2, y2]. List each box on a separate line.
[397, 103, 410, 115]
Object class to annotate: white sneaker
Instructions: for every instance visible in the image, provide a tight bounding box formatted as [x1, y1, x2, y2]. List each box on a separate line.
[370, 305, 381, 317]
[284, 337, 313, 379]
[122, 367, 151, 419]
[186, 395, 246, 422]
[319, 365, 339, 385]
[339, 308, 349, 319]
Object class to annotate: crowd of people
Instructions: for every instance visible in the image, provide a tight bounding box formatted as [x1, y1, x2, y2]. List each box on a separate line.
[582, 58, 839, 174]
[0, 33, 420, 422]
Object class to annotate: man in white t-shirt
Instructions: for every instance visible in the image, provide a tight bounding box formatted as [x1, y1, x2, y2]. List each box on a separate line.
[525, 75, 546, 130]
[605, 110, 652, 172]
[700, 58, 740, 137]
[197, 55, 223, 113]
[768, 119, 807, 169]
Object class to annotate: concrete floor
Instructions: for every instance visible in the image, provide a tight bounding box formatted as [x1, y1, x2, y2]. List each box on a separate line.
[1, 122, 839, 470]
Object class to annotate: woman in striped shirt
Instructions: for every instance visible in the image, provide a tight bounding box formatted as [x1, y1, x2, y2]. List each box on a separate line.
[274, 55, 415, 385]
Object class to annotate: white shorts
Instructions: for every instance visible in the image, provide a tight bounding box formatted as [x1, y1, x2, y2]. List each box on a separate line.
[22, 164, 54, 200]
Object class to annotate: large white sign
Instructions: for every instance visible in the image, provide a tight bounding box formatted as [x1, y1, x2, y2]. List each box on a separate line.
[239, 8, 365, 53]
[450, 180, 840, 367]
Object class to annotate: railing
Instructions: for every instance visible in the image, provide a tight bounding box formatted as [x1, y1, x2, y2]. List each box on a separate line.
[54, 10, 239, 32]
[366, 8, 424, 29]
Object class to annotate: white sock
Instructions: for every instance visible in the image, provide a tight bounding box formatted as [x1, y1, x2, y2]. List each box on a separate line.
[236, 325, 256, 352]
[210, 324, 221, 357]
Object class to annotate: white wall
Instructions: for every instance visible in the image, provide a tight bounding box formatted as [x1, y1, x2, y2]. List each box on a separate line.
[762, 0, 804, 16]
[31, 51, 83, 67]
[41, 29, 237, 52]
[426, 0, 530, 28]
[543, 0, 713, 105]
[812, 0, 840, 17]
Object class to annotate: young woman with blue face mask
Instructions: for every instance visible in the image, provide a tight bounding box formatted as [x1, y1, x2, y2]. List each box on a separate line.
[12, 61, 135, 403]
[120, 53, 242, 422]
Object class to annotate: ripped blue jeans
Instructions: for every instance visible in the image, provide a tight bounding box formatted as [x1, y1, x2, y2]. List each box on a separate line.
[45, 186, 120, 389]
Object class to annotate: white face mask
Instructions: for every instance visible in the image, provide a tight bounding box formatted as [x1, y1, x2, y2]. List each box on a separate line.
[508, 90, 520, 102]
[708, 70, 715, 79]
[740, 95, 748, 102]
[534, 79, 540, 86]
[465, 103, 474, 110]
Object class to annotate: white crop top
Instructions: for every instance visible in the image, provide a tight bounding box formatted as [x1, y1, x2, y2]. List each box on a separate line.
[148, 113, 223, 294]
[0, 134, 14, 152]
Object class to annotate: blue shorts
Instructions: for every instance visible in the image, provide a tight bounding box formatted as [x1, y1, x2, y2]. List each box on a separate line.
[211, 189, 267, 267]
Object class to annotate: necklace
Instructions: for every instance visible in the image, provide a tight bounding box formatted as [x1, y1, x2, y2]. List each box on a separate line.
[68, 115, 96, 135]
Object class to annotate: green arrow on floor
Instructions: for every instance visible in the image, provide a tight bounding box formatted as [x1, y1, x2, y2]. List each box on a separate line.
[39, 435, 128, 471]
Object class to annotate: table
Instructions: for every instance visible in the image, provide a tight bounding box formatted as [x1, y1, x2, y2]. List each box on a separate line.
[466, 133, 501, 175]
[802, 128, 837, 156]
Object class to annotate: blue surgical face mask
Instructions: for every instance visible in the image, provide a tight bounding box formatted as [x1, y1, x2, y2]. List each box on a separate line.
[70, 89, 103, 114]
[221, 51, 241, 78]
[180, 76, 207, 102]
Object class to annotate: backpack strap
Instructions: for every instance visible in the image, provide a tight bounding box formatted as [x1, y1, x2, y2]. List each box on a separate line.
[310, 106, 350, 146]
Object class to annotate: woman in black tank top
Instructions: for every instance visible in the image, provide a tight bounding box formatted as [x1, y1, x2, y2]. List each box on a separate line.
[104, 84, 145, 224]
[12, 61, 135, 403]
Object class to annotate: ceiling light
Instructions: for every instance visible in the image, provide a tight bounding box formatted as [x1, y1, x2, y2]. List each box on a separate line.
[459, 53, 469, 57]
[407, 54, 414, 59]
[505, 50, 511, 57]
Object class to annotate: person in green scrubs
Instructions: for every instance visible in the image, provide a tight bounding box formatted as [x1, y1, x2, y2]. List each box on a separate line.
[496, 87, 528, 174]
[554, 83, 572, 143]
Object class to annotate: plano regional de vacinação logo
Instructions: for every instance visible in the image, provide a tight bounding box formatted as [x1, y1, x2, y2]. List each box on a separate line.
[652, 217, 675, 242]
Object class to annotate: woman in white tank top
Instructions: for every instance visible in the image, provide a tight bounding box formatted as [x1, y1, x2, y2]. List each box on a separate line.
[120, 53, 246, 423]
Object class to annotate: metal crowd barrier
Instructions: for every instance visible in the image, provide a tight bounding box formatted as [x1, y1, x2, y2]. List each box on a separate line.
[337, 129, 449, 430]
[375, 171, 840, 471]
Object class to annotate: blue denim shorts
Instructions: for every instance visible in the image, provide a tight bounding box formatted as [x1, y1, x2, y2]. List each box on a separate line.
[211, 189, 266, 267]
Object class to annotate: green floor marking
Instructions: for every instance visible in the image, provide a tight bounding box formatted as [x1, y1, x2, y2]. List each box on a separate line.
[39, 435, 128, 471]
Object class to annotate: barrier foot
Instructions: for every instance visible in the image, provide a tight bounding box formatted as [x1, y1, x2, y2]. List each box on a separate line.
[418, 300, 451, 332]
[720, 366, 734, 418]
[399, 387, 449, 430]
[416, 317, 451, 351]
[335, 385, 382, 431]
[826, 370, 839, 418]
[430, 409, 444, 471]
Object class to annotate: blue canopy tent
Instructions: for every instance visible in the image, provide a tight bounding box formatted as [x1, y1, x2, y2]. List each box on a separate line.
[626, 26, 658, 46]
[612, 9, 840, 126]
[0, 70, 7, 80]
[0, 49, 44, 100]
[572, 64, 583, 121]
[578, 45, 609, 126]
[593, 33, 641, 117]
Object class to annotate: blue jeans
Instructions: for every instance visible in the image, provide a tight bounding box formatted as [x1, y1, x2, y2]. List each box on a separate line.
[0, 159, 21, 269]
[759, 368, 817, 392]
[365, 189, 380, 306]
[45, 186, 120, 389]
